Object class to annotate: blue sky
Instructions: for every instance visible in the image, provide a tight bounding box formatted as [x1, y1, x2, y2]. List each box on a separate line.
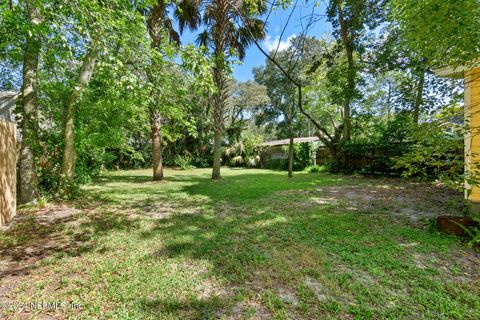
[180, 2, 332, 82]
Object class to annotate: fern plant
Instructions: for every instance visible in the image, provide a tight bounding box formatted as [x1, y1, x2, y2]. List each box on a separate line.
[456, 217, 480, 249]
[464, 217, 480, 248]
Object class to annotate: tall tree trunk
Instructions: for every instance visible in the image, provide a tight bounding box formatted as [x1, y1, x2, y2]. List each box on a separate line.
[19, 0, 41, 204]
[211, 61, 227, 180]
[147, 11, 164, 181]
[413, 70, 425, 126]
[61, 49, 96, 190]
[387, 80, 392, 121]
[151, 111, 164, 181]
[212, 128, 222, 179]
[337, 0, 354, 141]
[288, 103, 294, 178]
[210, 2, 230, 180]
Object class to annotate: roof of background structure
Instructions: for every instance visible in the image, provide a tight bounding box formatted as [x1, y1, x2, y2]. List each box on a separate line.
[0, 90, 19, 122]
[434, 58, 480, 78]
[260, 136, 320, 147]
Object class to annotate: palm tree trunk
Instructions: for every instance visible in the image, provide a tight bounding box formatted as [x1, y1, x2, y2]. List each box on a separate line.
[212, 128, 222, 179]
[211, 65, 227, 180]
[19, 0, 41, 204]
[151, 111, 164, 181]
[61, 49, 96, 190]
[387, 80, 392, 121]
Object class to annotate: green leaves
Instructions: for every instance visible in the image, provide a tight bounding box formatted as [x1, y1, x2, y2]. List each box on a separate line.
[180, 44, 216, 95]
[390, 0, 480, 66]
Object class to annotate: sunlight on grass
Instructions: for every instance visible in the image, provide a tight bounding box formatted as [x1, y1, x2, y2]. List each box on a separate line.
[1, 168, 479, 319]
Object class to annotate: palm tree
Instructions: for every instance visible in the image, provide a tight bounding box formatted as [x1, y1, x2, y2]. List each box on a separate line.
[146, 1, 199, 181]
[176, 0, 266, 179]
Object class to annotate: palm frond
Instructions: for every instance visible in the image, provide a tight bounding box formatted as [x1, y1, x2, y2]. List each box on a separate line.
[163, 18, 181, 45]
[175, 0, 202, 35]
[196, 30, 210, 47]
[244, 18, 266, 41]
[231, 155, 244, 165]
[224, 146, 237, 156]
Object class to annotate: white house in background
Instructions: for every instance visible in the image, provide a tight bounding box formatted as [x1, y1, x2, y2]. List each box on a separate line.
[260, 136, 329, 166]
[260, 136, 319, 160]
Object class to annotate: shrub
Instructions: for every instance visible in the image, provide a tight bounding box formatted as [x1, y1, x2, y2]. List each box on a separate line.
[174, 154, 194, 170]
[305, 165, 326, 173]
[331, 111, 464, 182]
[225, 132, 263, 168]
[245, 155, 260, 167]
[335, 115, 413, 175]
[281, 142, 313, 170]
[457, 216, 480, 249]
[393, 120, 463, 186]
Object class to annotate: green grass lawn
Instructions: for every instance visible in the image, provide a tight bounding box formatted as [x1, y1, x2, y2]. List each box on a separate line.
[1, 168, 479, 319]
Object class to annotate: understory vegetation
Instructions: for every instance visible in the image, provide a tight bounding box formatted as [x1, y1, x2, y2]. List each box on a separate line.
[2, 0, 477, 199]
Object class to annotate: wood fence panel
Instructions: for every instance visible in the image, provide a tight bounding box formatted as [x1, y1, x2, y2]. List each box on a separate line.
[0, 120, 16, 226]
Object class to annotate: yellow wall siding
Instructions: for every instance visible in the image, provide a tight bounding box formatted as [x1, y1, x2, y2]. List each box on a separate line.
[0, 120, 16, 226]
[465, 67, 480, 203]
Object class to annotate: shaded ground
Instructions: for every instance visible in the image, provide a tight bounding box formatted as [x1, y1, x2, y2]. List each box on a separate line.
[0, 168, 479, 319]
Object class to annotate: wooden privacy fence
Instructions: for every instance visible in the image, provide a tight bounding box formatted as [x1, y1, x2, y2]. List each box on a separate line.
[0, 91, 18, 226]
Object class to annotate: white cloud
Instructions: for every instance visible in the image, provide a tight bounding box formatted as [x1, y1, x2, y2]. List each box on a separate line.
[263, 34, 296, 53]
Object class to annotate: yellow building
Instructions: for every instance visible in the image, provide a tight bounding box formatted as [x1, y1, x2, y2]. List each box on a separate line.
[435, 61, 480, 209]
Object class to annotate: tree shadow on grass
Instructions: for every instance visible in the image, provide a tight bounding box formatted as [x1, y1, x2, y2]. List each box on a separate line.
[4, 170, 475, 318]
[92, 174, 153, 185]
[137, 295, 225, 319]
[135, 215, 275, 318]
[92, 168, 213, 185]
[132, 171, 479, 318]
[136, 206, 480, 319]
[0, 210, 78, 278]
[0, 202, 140, 279]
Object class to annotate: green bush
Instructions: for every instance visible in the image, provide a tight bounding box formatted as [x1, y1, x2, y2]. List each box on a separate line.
[305, 165, 326, 173]
[457, 217, 480, 249]
[225, 132, 263, 168]
[335, 115, 413, 175]
[174, 154, 194, 170]
[393, 120, 463, 186]
[262, 142, 316, 171]
[192, 154, 212, 168]
[331, 112, 463, 182]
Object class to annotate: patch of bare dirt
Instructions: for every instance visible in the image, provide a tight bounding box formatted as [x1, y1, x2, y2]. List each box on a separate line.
[227, 300, 272, 320]
[0, 203, 90, 312]
[409, 249, 480, 283]
[197, 279, 227, 301]
[304, 276, 328, 301]
[276, 287, 299, 306]
[132, 202, 199, 219]
[279, 177, 464, 225]
[0, 204, 83, 274]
